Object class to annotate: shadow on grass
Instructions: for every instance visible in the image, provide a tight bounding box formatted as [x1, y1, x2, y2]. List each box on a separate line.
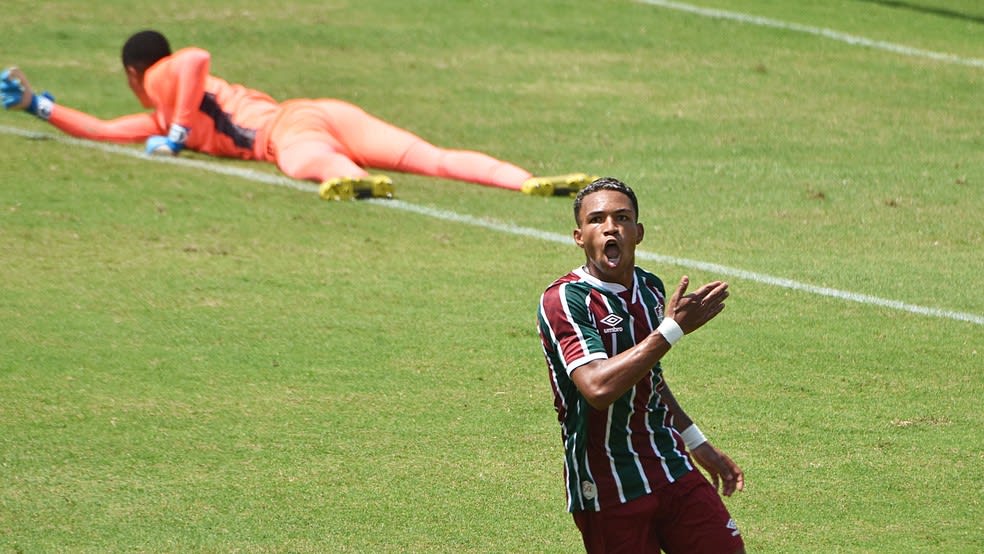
[856, 0, 984, 24]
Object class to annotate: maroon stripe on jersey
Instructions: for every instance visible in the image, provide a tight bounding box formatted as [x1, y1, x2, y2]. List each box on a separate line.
[540, 277, 592, 370]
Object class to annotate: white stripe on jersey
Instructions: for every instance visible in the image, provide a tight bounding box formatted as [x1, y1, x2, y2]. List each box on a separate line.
[625, 386, 654, 497]
[604, 404, 628, 504]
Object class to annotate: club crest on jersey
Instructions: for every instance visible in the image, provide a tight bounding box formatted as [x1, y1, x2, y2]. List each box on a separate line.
[599, 313, 623, 334]
[581, 480, 597, 500]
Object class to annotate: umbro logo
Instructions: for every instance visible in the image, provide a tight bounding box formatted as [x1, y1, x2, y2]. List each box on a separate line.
[600, 314, 623, 326]
[600, 313, 623, 334]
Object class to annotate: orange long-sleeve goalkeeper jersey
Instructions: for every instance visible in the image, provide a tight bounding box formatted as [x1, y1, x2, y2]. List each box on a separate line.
[48, 47, 280, 161]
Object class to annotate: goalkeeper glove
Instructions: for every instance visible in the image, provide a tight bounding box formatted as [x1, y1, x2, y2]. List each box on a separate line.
[145, 123, 189, 156]
[1, 67, 54, 120]
[0, 67, 28, 109]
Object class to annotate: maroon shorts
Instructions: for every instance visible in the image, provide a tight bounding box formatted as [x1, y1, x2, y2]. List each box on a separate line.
[572, 470, 744, 554]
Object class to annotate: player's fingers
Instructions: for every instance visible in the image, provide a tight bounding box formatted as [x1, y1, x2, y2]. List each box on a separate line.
[692, 281, 726, 304]
[670, 275, 690, 305]
[716, 466, 734, 496]
[703, 281, 729, 301]
[676, 276, 690, 297]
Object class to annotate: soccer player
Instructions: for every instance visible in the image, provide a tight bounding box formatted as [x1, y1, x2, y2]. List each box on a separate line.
[535, 177, 746, 553]
[1, 30, 591, 200]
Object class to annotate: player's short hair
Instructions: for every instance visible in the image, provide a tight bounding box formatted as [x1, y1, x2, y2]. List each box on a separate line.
[121, 30, 172, 73]
[573, 177, 640, 225]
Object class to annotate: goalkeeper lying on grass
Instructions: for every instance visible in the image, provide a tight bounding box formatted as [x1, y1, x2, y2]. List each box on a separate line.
[2, 30, 592, 200]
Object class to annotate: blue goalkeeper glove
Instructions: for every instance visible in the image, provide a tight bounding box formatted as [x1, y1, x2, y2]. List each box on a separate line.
[0, 68, 24, 109]
[146, 123, 189, 156]
[1, 67, 55, 120]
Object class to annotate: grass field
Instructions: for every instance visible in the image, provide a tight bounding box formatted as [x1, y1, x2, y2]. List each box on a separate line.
[1, 1, 982, 552]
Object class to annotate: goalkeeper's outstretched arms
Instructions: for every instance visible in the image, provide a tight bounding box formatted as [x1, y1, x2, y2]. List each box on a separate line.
[2, 65, 161, 144]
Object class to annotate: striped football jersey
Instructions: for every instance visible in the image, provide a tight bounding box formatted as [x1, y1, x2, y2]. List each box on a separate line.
[537, 266, 695, 512]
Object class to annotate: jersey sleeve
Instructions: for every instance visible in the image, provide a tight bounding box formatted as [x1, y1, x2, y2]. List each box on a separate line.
[538, 283, 608, 375]
[47, 104, 161, 143]
[144, 47, 210, 132]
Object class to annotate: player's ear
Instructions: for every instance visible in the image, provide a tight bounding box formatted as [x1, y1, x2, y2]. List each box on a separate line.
[125, 66, 140, 89]
[573, 227, 585, 249]
[636, 222, 645, 244]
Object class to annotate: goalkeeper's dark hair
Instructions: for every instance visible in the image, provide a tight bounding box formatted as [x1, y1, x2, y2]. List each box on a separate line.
[121, 30, 172, 73]
[573, 177, 640, 225]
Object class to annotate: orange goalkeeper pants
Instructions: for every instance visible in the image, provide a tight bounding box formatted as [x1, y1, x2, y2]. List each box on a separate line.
[266, 99, 531, 190]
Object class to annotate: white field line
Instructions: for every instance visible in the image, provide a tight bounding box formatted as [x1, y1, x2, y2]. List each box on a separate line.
[2, 123, 982, 326]
[636, 0, 984, 69]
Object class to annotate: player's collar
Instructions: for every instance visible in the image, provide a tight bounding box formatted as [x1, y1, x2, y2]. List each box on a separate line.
[573, 266, 638, 295]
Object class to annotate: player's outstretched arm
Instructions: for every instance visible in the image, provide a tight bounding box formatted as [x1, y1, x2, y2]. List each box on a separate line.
[3, 66, 161, 144]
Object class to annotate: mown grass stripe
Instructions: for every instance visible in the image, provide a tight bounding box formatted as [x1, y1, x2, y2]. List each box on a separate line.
[2, 123, 981, 325]
[636, 0, 984, 69]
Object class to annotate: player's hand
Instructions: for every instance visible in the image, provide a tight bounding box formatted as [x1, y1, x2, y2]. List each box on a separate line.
[145, 123, 189, 156]
[666, 275, 729, 334]
[690, 441, 744, 497]
[1, 66, 34, 110]
[145, 135, 179, 155]
[2, 66, 55, 120]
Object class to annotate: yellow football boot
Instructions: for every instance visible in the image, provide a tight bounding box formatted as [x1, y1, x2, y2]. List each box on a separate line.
[521, 173, 598, 197]
[319, 175, 394, 201]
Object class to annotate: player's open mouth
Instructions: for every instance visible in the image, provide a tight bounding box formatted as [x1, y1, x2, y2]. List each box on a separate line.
[604, 240, 620, 267]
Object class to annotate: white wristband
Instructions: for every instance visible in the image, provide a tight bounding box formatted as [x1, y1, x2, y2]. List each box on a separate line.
[167, 123, 189, 145]
[656, 317, 684, 346]
[34, 95, 54, 121]
[680, 424, 707, 450]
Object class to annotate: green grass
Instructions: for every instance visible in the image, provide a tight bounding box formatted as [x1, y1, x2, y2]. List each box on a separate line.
[2, 1, 982, 552]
